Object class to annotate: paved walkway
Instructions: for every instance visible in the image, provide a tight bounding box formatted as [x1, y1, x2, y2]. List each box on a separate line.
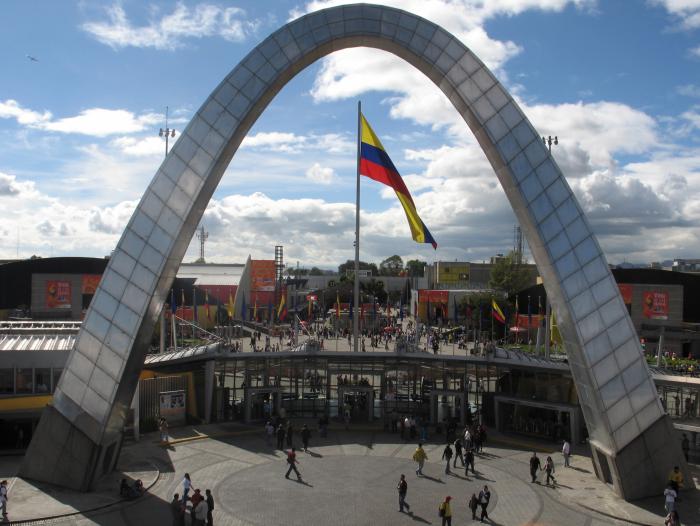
[1, 425, 698, 525]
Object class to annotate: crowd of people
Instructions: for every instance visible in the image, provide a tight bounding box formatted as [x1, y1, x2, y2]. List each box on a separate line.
[172, 473, 214, 526]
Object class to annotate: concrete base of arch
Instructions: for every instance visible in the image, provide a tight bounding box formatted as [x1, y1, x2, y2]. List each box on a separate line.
[590, 414, 688, 500]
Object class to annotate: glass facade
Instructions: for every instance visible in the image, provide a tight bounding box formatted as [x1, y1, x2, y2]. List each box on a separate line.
[0, 367, 63, 396]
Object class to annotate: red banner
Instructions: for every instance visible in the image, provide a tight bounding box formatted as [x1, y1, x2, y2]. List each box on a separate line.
[46, 280, 71, 309]
[81, 274, 102, 294]
[418, 290, 449, 303]
[618, 283, 633, 305]
[515, 314, 542, 329]
[251, 260, 276, 292]
[643, 291, 669, 320]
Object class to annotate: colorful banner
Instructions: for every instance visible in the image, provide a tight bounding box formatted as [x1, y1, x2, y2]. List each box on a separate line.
[251, 260, 276, 292]
[643, 291, 669, 320]
[418, 290, 449, 303]
[515, 314, 542, 329]
[159, 390, 186, 425]
[618, 283, 633, 305]
[46, 280, 71, 309]
[81, 274, 102, 294]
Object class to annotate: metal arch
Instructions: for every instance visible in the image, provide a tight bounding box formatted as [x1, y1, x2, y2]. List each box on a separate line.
[23, 3, 684, 497]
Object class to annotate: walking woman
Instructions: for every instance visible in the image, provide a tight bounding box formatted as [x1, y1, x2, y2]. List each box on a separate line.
[544, 456, 556, 486]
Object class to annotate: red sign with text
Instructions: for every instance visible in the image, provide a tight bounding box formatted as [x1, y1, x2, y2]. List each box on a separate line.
[642, 291, 669, 320]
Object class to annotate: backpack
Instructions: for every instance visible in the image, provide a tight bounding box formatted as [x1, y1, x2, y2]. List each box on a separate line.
[438, 504, 445, 517]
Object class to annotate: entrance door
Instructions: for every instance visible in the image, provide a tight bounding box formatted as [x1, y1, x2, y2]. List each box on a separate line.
[244, 389, 280, 422]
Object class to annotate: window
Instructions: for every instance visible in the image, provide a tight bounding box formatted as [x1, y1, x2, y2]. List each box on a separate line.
[15, 368, 33, 393]
[0, 369, 13, 394]
[34, 368, 51, 393]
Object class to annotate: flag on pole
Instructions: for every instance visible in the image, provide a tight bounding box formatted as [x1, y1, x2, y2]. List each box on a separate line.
[359, 114, 437, 249]
[205, 289, 211, 322]
[491, 299, 506, 324]
[515, 296, 519, 329]
[267, 299, 273, 323]
[399, 301, 404, 321]
[527, 295, 532, 326]
[193, 287, 198, 322]
[170, 288, 176, 314]
[181, 289, 186, 318]
[253, 298, 258, 321]
[277, 293, 287, 321]
[226, 291, 234, 318]
[336, 292, 341, 319]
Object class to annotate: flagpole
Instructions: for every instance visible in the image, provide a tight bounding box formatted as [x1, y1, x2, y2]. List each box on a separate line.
[353, 100, 361, 353]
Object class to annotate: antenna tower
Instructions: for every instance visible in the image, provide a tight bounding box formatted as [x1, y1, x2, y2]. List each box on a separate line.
[196, 226, 208, 262]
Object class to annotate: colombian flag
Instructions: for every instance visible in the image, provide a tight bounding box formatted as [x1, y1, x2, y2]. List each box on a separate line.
[491, 299, 506, 324]
[359, 114, 437, 249]
[277, 293, 287, 321]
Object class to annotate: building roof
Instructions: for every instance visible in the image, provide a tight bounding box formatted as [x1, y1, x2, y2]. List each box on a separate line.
[0, 321, 79, 351]
[177, 263, 245, 287]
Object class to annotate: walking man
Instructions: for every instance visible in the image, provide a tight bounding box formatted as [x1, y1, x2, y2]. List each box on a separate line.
[562, 439, 571, 467]
[664, 481, 677, 514]
[276, 424, 286, 450]
[301, 424, 311, 452]
[530, 452, 541, 483]
[438, 496, 452, 526]
[465, 448, 475, 476]
[205, 489, 214, 526]
[478, 485, 491, 522]
[285, 447, 302, 481]
[413, 443, 428, 476]
[171, 493, 184, 526]
[442, 443, 453, 474]
[397, 474, 411, 513]
[453, 437, 464, 467]
[468, 493, 479, 520]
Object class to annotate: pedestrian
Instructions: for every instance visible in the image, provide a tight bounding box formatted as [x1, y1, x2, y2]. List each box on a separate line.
[285, 447, 302, 481]
[276, 424, 286, 450]
[182, 473, 192, 502]
[159, 417, 169, 443]
[668, 466, 684, 492]
[192, 495, 209, 526]
[301, 424, 311, 452]
[478, 485, 491, 522]
[413, 443, 428, 476]
[464, 429, 473, 451]
[664, 481, 677, 514]
[530, 452, 541, 483]
[171, 493, 184, 526]
[286, 421, 294, 448]
[681, 433, 689, 462]
[438, 496, 452, 526]
[399, 417, 406, 440]
[397, 474, 411, 513]
[265, 421, 274, 446]
[562, 439, 571, 467]
[453, 437, 464, 467]
[191, 488, 203, 508]
[205, 489, 214, 526]
[468, 493, 479, 520]
[465, 448, 475, 475]
[344, 408, 351, 430]
[442, 443, 453, 474]
[0, 480, 8, 521]
[665, 510, 680, 526]
[544, 456, 556, 486]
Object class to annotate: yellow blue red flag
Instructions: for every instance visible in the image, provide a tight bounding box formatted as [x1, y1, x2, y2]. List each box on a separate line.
[359, 114, 437, 249]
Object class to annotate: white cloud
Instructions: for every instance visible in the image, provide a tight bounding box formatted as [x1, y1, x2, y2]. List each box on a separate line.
[82, 3, 260, 50]
[651, 0, 700, 29]
[677, 84, 700, 97]
[305, 163, 335, 184]
[241, 131, 354, 154]
[0, 99, 163, 137]
[111, 136, 165, 157]
[0, 99, 51, 126]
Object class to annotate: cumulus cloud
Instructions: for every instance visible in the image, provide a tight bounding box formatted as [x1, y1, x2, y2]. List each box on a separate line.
[677, 84, 700, 97]
[82, 3, 260, 50]
[651, 0, 700, 30]
[241, 131, 354, 154]
[0, 99, 51, 126]
[305, 163, 335, 184]
[111, 136, 165, 157]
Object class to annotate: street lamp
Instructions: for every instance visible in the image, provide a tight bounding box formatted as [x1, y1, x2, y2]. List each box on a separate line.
[542, 135, 558, 153]
[159, 106, 177, 157]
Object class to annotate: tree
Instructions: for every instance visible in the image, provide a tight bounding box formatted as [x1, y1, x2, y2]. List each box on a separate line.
[488, 251, 533, 297]
[379, 255, 404, 276]
[405, 259, 427, 277]
[338, 260, 379, 276]
[309, 267, 324, 276]
[361, 278, 387, 304]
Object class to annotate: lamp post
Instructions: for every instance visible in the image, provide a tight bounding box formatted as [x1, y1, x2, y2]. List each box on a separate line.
[160, 106, 177, 156]
[541, 135, 558, 359]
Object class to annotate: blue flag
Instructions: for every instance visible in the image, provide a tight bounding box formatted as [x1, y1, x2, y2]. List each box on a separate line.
[170, 288, 176, 314]
[193, 287, 198, 322]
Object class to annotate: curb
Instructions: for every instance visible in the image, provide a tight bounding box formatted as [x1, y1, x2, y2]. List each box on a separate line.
[5, 461, 161, 525]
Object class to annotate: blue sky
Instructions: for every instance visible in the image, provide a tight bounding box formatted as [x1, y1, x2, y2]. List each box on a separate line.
[1, 0, 699, 269]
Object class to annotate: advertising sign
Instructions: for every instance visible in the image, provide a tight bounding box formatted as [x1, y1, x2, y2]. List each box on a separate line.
[46, 280, 71, 309]
[437, 262, 470, 283]
[81, 274, 102, 294]
[159, 390, 186, 425]
[618, 284, 633, 305]
[642, 291, 669, 320]
[418, 290, 449, 303]
[251, 260, 276, 292]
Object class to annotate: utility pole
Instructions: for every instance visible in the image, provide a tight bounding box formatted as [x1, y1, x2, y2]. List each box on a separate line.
[542, 135, 558, 360]
[159, 106, 177, 156]
[160, 108, 177, 352]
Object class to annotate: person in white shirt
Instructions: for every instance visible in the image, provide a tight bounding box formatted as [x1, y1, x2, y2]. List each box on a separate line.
[182, 473, 192, 502]
[193, 498, 209, 526]
[664, 482, 677, 514]
[265, 421, 275, 446]
[562, 440, 571, 467]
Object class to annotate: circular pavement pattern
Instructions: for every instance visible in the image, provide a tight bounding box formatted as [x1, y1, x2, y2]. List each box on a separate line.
[215, 454, 539, 526]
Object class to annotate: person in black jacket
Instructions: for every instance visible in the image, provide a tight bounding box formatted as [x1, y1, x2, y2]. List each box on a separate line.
[530, 452, 542, 483]
[441, 444, 453, 474]
[301, 425, 311, 452]
[397, 474, 411, 513]
[276, 424, 286, 450]
[205, 489, 214, 526]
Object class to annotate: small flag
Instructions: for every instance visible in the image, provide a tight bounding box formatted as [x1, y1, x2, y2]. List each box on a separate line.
[193, 287, 198, 322]
[336, 292, 341, 318]
[253, 298, 258, 321]
[277, 292, 287, 322]
[170, 288, 176, 314]
[181, 289, 185, 318]
[359, 113, 437, 249]
[491, 299, 506, 324]
[226, 291, 234, 318]
[527, 295, 532, 326]
[205, 289, 211, 322]
[515, 296, 519, 328]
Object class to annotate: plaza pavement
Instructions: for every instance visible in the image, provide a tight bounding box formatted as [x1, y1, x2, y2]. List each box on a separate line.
[1, 423, 698, 525]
